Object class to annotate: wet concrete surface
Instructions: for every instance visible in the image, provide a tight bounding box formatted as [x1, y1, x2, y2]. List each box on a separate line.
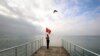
[32, 46, 70, 56]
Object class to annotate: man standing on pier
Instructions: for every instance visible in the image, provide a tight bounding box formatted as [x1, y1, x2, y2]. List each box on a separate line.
[46, 34, 50, 49]
[46, 27, 51, 49]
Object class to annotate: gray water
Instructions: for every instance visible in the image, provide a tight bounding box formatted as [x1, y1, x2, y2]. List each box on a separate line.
[0, 15, 42, 51]
[0, 36, 42, 50]
[0, 35, 100, 55]
[63, 36, 100, 54]
[0, 37, 29, 50]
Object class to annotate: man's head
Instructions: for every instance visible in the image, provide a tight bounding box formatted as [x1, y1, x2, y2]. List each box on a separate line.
[47, 34, 49, 37]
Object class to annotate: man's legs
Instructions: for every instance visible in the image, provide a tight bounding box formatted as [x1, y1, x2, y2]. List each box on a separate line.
[47, 40, 49, 49]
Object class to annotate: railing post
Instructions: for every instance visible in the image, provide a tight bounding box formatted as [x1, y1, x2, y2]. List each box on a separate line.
[41, 39, 42, 46]
[65, 40, 66, 49]
[67, 41, 69, 51]
[26, 44, 27, 56]
[31, 42, 33, 53]
[70, 43, 71, 54]
[83, 49, 84, 56]
[61, 39, 62, 47]
[37, 40, 38, 49]
[62, 39, 63, 47]
[67, 41, 68, 50]
[40, 39, 41, 47]
[41, 39, 43, 46]
[15, 47, 17, 56]
[33, 41, 35, 53]
[34, 41, 36, 51]
[38, 40, 40, 48]
[63, 40, 64, 48]
[64, 40, 65, 48]
[35, 41, 37, 51]
[74, 45, 76, 56]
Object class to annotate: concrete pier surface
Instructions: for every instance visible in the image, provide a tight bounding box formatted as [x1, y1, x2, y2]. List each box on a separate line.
[32, 46, 69, 56]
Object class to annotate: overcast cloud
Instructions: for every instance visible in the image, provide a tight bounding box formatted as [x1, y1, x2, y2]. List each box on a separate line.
[0, 0, 100, 46]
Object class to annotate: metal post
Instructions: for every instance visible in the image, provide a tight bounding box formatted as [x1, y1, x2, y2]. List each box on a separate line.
[41, 39, 42, 46]
[42, 38, 43, 46]
[38, 40, 39, 49]
[39, 40, 40, 48]
[40, 39, 41, 47]
[62, 40, 63, 47]
[63, 40, 65, 48]
[70, 43, 71, 54]
[83, 49, 84, 56]
[64, 40, 65, 48]
[31, 42, 33, 53]
[26, 44, 27, 56]
[35, 41, 36, 51]
[33, 41, 35, 53]
[63, 40, 64, 48]
[67, 41, 68, 50]
[66, 40, 67, 50]
[65, 40, 66, 49]
[34, 41, 35, 52]
[15, 47, 17, 56]
[38, 40, 40, 48]
[74, 45, 76, 56]
[37, 40, 38, 49]
[67, 41, 69, 51]
[41, 39, 43, 46]
[61, 40, 62, 47]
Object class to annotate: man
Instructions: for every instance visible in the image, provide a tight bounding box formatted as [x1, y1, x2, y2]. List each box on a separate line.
[46, 34, 50, 49]
[46, 27, 51, 49]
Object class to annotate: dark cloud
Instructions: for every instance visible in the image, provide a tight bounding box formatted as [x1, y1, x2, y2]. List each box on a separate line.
[0, 15, 42, 39]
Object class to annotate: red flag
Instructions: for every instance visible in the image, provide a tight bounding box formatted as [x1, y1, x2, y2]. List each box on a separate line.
[46, 27, 51, 34]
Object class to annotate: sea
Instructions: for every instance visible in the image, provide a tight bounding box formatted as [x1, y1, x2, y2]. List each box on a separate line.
[0, 35, 100, 55]
[63, 36, 100, 55]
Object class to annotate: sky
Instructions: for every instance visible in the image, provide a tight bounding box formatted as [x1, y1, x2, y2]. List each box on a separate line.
[0, 0, 100, 37]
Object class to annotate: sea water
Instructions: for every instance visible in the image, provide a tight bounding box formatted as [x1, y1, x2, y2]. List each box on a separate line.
[0, 35, 100, 55]
[63, 36, 100, 54]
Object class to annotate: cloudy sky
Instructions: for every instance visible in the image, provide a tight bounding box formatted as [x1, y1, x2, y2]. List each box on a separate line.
[0, 0, 100, 36]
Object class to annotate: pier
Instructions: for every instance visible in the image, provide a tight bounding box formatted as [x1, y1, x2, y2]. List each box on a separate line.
[0, 38, 100, 56]
[32, 46, 69, 56]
